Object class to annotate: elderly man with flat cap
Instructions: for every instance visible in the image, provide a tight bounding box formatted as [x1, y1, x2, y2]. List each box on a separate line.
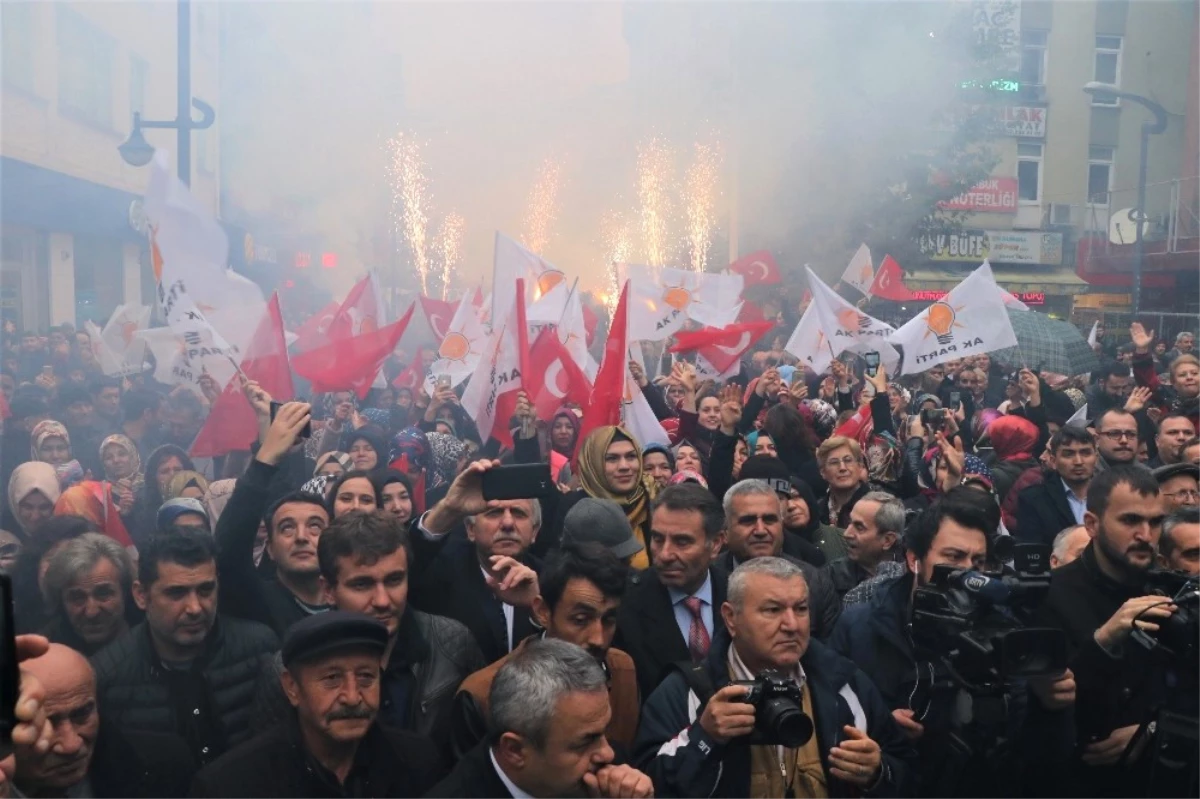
[189, 612, 443, 798]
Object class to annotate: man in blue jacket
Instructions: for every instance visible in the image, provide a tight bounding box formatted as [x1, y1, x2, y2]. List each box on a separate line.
[633, 557, 914, 798]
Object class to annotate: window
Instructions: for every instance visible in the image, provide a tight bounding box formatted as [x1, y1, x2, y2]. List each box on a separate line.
[2, 3, 35, 93]
[57, 6, 114, 127]
[194, 99, 215, 174]
[130, 55, 148, 116]
[1021, 30, 1047, 87]
[1017, 142, 1043, 203]
[1092, 36, 1122, 105]
[1087, 146, 1115, 205]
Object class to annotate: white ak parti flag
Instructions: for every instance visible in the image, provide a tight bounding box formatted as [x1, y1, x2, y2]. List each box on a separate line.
[492, 232, 567, 329]
[841, 244, 875, 295]
[805, 267, 899, 372]
[624, 345, 670, 447]
[424, 291, 487, 393]
[888, 261, 1018, 375]
[618, 263, 743, 342]
[783, 302, 835, 375]
[87, 303, 151, 376]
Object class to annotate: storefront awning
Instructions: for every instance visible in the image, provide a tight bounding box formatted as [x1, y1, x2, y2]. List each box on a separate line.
[905, 267, 1089, 295]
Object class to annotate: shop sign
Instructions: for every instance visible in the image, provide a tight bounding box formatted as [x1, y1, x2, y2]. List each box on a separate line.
[994, 106, 1046, 138]
[972, 0, 1022, 73]
[918, 230, 1064, 265]
[910, 288, 1045, 305]
[938, 177, 1018, 213]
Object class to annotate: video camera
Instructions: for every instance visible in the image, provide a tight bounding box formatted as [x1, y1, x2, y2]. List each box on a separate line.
[729, 670, 814, 748]
[1131, 569, 1199, 670]
[911, 542, 1067, 694]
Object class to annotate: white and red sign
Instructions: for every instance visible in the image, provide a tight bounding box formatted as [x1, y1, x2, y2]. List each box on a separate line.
[938, 177, 1018, 213]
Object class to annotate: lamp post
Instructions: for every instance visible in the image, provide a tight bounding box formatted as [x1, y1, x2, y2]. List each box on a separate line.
[118, 0, 214, 185]
[1082, 82, 1170, 315]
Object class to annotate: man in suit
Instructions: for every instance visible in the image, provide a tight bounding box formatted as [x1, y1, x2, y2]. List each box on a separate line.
[412, 497, 543, 664]
[430, 639, 652, 798]
[1015, 426, 1098, 545]
[615, 482, 728, 701]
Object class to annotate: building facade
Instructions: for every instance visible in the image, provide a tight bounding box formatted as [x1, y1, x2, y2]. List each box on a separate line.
[1, 1, 220, 332]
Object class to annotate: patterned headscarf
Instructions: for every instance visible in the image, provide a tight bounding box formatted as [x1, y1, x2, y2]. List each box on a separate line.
[30, 420, 71, 462]
[669, 469, 708, 488]
[577, 426, 656, 570]
[358, 407, 391, 428]
[389, 427, 431, 475]
[802, 399, 837, 440]
[99, 434, 142, 482]
[313, 451, 353, 477]
[426, 432, 467, 488]
[163, 470, 210, 502]
[301, 473, 336, 498]
[203, 479, 236, 527]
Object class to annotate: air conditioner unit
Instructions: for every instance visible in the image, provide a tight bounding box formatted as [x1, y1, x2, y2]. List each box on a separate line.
[1049, 203, 1075, 226]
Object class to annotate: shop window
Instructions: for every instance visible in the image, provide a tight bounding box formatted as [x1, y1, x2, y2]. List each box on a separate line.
[57, 6, 114, 128]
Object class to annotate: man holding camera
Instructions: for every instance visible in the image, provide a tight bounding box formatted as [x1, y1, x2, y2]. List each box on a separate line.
[633, 557, 914, 798]
[1037, 466, 1196, 797]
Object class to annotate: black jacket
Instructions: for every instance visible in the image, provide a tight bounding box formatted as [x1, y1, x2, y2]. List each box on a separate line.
[189, 716, 443, 798]
[716, 551, 840, 639]
[632, 632, 915, 798]
[816, 482, 870, 531]
[410, 539, 541, 665]
[251, 609, 484, 756]
[614, 566, 728, 702]
[1013, 476, 1080, 546]
[426, 742, 513, 798]
[822, 556, 896, 602]
[34, 723, 197, 798]
[91, 616, 279, 767]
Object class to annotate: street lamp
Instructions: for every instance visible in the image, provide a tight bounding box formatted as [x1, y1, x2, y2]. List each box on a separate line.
[117, 0, 214, 185]
[1082, 81, 1170, 315]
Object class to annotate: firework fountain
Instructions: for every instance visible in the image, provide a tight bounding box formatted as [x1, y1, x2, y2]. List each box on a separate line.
[636, 137, 675, 269]
[521, 157, 563, 256]
[387, 131, 432, 294]
[434, 213, 465, 300]
[684, 140, 721, 273]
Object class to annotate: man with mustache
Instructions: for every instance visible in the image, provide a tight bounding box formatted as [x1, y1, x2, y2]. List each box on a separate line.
[191, 613, 443, 797]
[821, 491, 905, 601]
[91, 529, 279, 768]
[1037, 466, 1188, 797]
[1092, 408, 1143, 470]
[452, 542, 640, 757]
[634, 557, 914, 798]
[717, 479, 841, 638]
[14, 643, 194, 798]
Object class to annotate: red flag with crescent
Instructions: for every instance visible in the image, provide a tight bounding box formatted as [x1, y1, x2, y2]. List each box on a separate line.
[418, 296, 458, 341]
[392, 348, 425, 391]
[576, 282, 629, 460]
[868, 255, 917, 301]
[293, 299, 339, 353]
[668, 321, 774, 375]
[728, 250, 781, 286]
[526, 329, 592, 420]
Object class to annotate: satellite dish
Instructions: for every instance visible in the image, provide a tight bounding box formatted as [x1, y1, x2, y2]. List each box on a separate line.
[1108, 207, 1148, 244]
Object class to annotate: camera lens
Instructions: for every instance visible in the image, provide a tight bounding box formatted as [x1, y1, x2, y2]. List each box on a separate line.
[760, 698, 814, 748]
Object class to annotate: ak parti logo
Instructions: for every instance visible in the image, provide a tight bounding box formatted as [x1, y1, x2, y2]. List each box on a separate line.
[923, 301, 965, 345]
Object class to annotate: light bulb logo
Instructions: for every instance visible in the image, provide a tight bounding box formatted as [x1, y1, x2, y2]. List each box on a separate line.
[437, 331, 475, 364]
[925, 302, 957, 345]
[662, 285, 693, 311]
[535, 270, 565, 299]
[837, 308, 868, 331]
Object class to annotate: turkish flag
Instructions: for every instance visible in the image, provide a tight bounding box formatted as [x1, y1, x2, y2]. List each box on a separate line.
[728, 250, 781, 286]
[527, 329, 592, 420]
[392, 347, 425, 391]
[294, 303, 414, 398]
[327, 275, 383, 341]
[669, 321, 774, 375]
[460, 279, 531, 448]
[293, 299, 339, 352]
[737, 301, 765, 324]
[576, 282, 629, 459]
[418, 296, 458, 341]
[868, 255, 917, 301]
[582, 302, 599, 345]
[191, 293, 295, 457]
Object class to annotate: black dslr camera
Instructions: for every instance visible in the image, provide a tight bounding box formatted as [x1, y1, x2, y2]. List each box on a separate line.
[911, 543, 1067, 694]
[729, 670, 814, 747]
[1132, 570, 1199, 669]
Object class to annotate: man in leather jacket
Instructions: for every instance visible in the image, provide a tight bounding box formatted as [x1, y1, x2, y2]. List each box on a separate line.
[250, 509, 485, 757]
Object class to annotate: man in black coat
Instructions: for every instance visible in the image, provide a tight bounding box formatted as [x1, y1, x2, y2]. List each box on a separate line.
[191, 612, 443, 797]
[91, 529, 279, 768]
[430, 639, 652, 798]
[615, 483, 729, 701]
[1014, 425, 1097, 545]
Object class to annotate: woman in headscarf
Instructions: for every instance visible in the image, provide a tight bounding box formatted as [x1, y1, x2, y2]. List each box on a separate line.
[986, 415, 1041, 503]
[672, 441, 705, 476]
[340, 426, 388, 472]
[571, 425, 657, 569]
[313, 452, 352, 479]
[642, 443, 675, 490]
[98, 434, 142, 521]
[548, 407, 581, 459]
[388, 426, 434, 507]
[54, 482, 134, 547]
[128, 444, 194, 546]
[30, 420, 85, 490]
[373, 470, 415, 525]
[163, 470, 210, 502]
[327, 470, 379, 518]
[7, 462, 61, 538]
[782, 476, 849, 562]
[426, 432, 467, 489]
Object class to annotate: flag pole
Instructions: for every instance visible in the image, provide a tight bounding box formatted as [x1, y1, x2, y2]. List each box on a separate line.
[556, 278, 580, 329]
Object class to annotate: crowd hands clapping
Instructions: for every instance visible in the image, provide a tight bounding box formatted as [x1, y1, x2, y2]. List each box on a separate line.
[0, 316, 1197, 798]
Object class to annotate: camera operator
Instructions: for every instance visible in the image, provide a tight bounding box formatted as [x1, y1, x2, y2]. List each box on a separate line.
[829, 487, 1075, 796]
[1037, 465, 1196, 797]
[633, 557, 914, 798]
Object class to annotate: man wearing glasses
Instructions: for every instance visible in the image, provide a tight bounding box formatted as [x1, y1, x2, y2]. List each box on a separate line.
[1092, 408, 1144, 470]
[1154, 463, 1199, 513]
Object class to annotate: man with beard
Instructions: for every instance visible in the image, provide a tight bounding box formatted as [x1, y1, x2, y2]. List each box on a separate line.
[1037, 466, 1190, 797]
[1092, 408, 1143, 469]
[191, 613, 443, 797]
[431, 639, 653, 798]
[1086, 362, 1135, 418]
[90, 529, 279, 768]
[452, 542, 640, 757]
[830, 488, 1074, 796]
[14, 643, 195, 797]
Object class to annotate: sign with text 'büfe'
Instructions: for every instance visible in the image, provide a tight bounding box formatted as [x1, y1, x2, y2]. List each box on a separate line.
[919, 230, 1064, 266]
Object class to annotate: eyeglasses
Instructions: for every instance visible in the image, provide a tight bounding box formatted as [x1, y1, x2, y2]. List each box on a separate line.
[1098, 430, 1139, 441]
[1164, 489, 1200, 501]
[823, 456, 859, 469]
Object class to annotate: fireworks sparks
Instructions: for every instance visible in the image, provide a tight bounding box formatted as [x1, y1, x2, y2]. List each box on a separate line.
[521, 157, 563, 256]
[600, 210, 631, 318]
[434, 213, 465, 300]
[636, 137, 675, 268]
[684, 141, 721, 273]
[387, 131, 431, 294]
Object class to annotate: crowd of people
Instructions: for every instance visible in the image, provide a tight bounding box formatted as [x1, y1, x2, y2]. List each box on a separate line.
[0, 311, 1197, 798]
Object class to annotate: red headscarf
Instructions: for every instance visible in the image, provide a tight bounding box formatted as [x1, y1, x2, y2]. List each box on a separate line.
[988, 415, 1039, 462]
